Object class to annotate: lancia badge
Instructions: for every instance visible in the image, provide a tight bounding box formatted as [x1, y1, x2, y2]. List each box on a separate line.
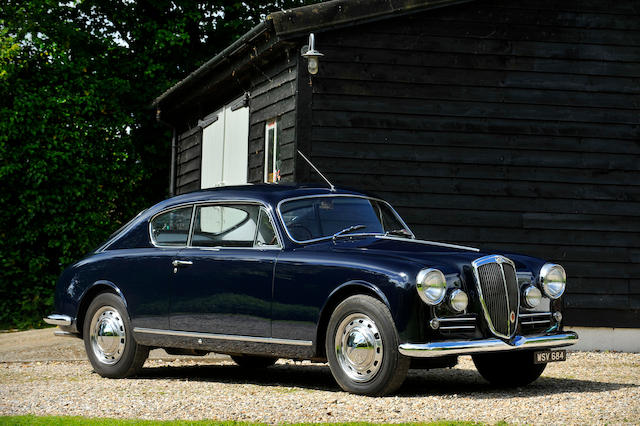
[510, 311, 516, 323]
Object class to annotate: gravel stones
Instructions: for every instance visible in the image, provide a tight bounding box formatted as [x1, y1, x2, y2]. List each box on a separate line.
[1, 350, 639, 424]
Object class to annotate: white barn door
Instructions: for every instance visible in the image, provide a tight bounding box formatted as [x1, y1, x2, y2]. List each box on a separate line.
[200, 108, 224, 189]
[200, 96, 249, 189]
[222, 104, 249, 186]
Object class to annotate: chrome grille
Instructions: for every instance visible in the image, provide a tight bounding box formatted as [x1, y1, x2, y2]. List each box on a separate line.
[437, 316, 476, 332]
[520, 312, 551, 327]
[472, 255, 520, 338]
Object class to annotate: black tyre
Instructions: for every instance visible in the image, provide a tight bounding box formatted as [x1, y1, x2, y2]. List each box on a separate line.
[472, 350, 547, 387]
[231, 355, 278, 368]
[325, 295, 410, 396]
[83, 292, 149, 378]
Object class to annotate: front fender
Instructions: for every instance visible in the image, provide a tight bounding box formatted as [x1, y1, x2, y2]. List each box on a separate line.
[321, 280, 392, 316]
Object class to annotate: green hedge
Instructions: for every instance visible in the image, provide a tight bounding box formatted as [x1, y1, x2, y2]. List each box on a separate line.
[0, 0, 317, 329]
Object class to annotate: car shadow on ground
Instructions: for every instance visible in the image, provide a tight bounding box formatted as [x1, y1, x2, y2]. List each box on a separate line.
[399, 369, 638, 398]
[134, 362, 637, 397]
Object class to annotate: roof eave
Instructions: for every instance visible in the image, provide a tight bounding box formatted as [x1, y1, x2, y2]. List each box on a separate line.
[153, 20, 273, 108]
[269, 0, 476, 38]
[153, 0, 477, 111]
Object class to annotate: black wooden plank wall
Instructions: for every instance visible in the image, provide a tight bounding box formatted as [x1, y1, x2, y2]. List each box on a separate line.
[173, 48, 298, 193]
[307, 0, 640, 327]
[247, 49, 299, 184]
[175, 126, 202, 195]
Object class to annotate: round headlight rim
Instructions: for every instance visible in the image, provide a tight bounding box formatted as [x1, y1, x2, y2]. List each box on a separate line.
[449, 288, 469, 312]
[416, 268, 447, 306]
[540, 263, 566, 299]
[522, 285, 542, 308]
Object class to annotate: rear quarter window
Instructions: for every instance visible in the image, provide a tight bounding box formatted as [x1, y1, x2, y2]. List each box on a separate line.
[150, 206, 193, 246]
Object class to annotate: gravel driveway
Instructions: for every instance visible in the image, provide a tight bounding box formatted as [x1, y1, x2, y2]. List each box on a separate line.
[1, 328, 639, 424]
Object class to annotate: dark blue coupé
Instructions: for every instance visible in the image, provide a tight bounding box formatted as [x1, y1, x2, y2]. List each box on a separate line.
[45, 185, 578, 395]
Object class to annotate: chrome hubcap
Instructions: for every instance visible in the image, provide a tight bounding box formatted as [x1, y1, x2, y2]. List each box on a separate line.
[335, 313, 383, 382]
[90, 306, 126, 365]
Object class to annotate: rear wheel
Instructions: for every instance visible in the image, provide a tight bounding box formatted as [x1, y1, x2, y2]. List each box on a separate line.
[325, 295, 409, 396]
[231, 355, 278, 368]
[83, 292, 148, 378]
[472, 350, 547, 387]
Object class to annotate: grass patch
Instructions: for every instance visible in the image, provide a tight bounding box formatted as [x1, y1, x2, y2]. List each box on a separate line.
[0, 416, 487, 425]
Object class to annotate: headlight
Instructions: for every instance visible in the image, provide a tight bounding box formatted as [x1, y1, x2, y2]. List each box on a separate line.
[449, 289, 468, 312]
[416, 268, 447, 305]
[540, 263, 566, 299]
[522, 285, 542, 308]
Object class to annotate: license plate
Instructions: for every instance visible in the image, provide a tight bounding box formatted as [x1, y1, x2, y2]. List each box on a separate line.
[534, 349, 566, 364]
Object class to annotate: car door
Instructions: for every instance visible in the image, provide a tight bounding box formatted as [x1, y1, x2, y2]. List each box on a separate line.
[125, 204, 193, 330]
[169, 203, 280, 337]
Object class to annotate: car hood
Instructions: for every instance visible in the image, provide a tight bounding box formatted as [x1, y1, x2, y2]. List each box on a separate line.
[321, 236, 546, 277]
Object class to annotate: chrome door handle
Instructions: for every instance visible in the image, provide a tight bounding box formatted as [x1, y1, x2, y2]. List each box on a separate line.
[172, 260, 193, 267]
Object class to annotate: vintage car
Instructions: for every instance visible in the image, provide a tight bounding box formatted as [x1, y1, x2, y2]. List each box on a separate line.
[45, 185, 578, 395]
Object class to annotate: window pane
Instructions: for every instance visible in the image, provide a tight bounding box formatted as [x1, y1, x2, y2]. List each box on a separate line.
[150, 206, 192, 246]
[373, 200, 406, 234]
[280, 201, 321, 241]
[264, 120, 280, 183]
[255, 208, 278, 247]
[280, 196, 412, 242]
[192, 204, 259, 247]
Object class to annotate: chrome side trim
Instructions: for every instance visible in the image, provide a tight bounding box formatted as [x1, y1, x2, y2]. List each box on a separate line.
[43, 314, 72, 326]
[377, 235, 480, 252]
[398, 332, 579, 358]
[133, 327, 313, 346]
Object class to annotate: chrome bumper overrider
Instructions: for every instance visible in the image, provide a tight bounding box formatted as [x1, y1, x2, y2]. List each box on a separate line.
[398, 332, 579, 358]
[43, 314, 72, 327]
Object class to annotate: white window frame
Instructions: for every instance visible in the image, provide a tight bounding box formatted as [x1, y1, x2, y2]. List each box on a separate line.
[263, 119, 279, 183]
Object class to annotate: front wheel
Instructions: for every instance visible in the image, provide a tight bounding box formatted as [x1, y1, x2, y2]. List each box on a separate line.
[472, 350, 547, 387]
[325, 295, 409, 396]
[83, 292, 149, 378]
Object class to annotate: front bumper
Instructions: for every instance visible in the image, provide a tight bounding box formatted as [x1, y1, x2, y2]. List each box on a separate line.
[43, 314, 72, 326]
[43, 314, 79, 337]
[399, 332, 579, 358]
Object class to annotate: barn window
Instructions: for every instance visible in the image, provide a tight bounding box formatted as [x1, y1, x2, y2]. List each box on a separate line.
[264, 119, 280, 183]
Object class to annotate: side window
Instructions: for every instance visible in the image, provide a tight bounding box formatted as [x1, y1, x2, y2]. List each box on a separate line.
[374, 201, 405, 233]
[192, 204, 259, 248]
[150, 206, 193, 246]
[255, 208, 279, 247]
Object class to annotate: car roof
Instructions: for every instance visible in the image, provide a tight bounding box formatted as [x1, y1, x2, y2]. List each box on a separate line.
[150, 184, 372, 213]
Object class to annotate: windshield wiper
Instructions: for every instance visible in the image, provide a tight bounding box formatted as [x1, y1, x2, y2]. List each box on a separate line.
[332, 224, 367, 240]
[384, 228, 413, 238]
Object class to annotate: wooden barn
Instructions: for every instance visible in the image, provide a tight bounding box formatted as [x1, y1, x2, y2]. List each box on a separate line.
[153, 0, 640, 346]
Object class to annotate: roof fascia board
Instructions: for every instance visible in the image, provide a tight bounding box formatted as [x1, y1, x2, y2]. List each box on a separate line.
[269, 0, 476, 38]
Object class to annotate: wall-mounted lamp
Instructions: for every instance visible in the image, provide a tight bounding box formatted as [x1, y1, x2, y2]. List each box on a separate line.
[301, 33, 324, 75]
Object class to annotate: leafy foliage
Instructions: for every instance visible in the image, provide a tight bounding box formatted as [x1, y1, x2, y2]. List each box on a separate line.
[0, 0, 316, 329]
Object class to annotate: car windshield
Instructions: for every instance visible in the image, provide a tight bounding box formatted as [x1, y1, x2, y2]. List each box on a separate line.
[279, 196, 412, 242]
